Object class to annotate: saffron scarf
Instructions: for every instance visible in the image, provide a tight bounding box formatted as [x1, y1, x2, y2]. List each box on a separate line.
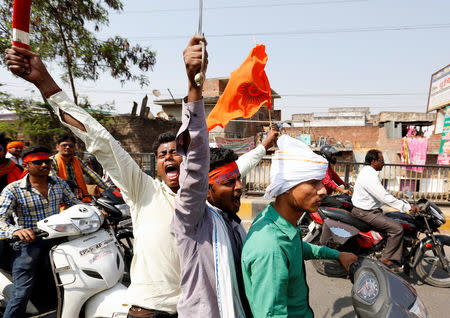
[56, 153, 90, 201]
[0, 159, 22, 184]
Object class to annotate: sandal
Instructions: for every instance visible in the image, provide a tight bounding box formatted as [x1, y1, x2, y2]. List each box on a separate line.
[380, 258, 403, 273]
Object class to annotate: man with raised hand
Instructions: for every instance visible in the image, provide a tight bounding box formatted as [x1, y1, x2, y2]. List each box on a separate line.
[241, 135, 357, 317]
[5, 36, 207, 317]
[170, 125, 280, 315]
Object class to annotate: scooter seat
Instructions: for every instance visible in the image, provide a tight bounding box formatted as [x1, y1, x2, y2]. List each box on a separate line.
[318, 207, 372, 232]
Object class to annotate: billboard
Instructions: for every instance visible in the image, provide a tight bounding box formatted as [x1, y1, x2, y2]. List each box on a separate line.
[437, 106, 450, 165]
[214, 136, 255, 153]
[427, 64, 450, 113]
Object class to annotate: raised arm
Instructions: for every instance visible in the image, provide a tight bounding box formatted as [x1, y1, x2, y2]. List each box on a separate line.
[5, 47, 155, 216]
[172, 35, 210, 231]
[236, 128, 278, 178]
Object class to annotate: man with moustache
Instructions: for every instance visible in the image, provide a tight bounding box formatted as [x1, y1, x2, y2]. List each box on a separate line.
[241, 135, 357, 317]
[0, 146, 79, 317]
[5, 140, 25, 168]
[51, 133, 107, 200]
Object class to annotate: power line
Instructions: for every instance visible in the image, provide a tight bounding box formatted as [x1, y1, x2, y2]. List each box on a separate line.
[3, 84, 427, 97]
[121, 23, 450, 40]
[120, 0, 368, 14]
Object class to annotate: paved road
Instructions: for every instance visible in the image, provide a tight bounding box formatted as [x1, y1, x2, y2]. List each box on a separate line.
[307, 260, 450, 318]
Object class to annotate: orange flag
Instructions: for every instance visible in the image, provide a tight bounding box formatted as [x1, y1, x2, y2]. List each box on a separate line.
[206, 44, 272, 131]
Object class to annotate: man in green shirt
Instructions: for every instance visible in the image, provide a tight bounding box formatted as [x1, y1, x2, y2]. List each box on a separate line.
[242, 135, 357, 317]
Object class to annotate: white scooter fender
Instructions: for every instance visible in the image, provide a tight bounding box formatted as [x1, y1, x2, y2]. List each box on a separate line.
[51, 229, 126, 317]
[85, 283, 130, 317]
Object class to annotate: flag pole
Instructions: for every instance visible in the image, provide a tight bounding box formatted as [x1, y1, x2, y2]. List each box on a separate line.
[267, 104, 273, 129]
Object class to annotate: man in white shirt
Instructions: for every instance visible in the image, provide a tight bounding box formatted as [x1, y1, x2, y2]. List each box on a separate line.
[351, 149, 418, 271]
[5, 38, 277, 317]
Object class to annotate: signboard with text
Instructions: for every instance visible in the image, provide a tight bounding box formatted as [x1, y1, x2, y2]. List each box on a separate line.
[215, 136, 255, 153]
[437, 106, 450, 165]
[427, 64, 450, 113]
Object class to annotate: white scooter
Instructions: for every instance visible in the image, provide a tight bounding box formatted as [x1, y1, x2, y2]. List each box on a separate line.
[0, 204, 131, 317]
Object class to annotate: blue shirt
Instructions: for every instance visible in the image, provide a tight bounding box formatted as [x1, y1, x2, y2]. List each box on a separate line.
[0, 175, 79, 238]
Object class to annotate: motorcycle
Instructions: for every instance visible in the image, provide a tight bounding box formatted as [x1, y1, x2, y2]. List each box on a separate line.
[91, 187, 133, 285]
[298, 192, 353, 237]
[350, 257, 428, 318]
[304, 198, 450, 288]
[0, 204, 131, 317]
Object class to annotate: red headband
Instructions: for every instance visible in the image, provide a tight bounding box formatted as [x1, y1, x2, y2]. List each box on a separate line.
[23, 152, 50, 163]
[209, 161, 240, 185]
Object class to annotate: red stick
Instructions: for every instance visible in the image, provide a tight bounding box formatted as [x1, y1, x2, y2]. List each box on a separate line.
[12, 0, 32, 49]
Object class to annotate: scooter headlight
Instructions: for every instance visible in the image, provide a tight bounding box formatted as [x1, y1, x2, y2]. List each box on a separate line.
[72, 212, 104, 234]
[409, 296, 428, 318]
[48, 223, 80, 235]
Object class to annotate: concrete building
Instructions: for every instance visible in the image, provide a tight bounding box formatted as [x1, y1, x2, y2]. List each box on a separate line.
[154, 77, 281, 141]
[289, 107, 371, 127]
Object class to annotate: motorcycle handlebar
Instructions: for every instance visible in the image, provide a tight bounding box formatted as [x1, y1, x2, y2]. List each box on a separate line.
[349, 257, 366, 284]
[9, 230, 49, 242]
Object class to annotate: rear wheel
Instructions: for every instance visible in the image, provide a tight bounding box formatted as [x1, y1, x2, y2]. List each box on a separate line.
[415, 243, 450, 288]
[310, 236, 347, 277]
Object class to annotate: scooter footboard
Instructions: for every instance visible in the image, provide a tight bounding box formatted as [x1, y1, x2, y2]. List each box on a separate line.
[84, 283, 130, 317]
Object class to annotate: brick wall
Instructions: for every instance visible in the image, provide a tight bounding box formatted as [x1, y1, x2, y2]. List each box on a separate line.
[108, 115, 181, 153]
[283, 126, 379, 148]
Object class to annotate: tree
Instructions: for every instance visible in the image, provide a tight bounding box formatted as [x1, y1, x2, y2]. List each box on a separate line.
[0, 91, 114, 147]
[0, 0, 156, 104]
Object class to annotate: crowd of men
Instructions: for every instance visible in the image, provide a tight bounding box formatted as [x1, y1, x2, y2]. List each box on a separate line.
[0, 35, 417, 318]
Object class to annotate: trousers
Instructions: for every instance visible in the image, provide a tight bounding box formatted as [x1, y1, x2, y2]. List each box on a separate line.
[351, 207, 404, 261]
[3, 239, 55, 318]
[127, 306, 178, 318]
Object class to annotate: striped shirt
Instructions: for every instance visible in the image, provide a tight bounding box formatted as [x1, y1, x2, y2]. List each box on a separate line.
[0, 175, 79, 239]
[50, 155, 107, 193]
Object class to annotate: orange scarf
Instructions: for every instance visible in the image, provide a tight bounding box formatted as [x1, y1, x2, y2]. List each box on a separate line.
[0, 159, 22, 184]
[56, 153, 91, 202]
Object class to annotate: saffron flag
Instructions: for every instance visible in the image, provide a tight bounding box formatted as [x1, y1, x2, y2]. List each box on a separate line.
[206, 44, 272, 131]
[12, 0, 32, 49]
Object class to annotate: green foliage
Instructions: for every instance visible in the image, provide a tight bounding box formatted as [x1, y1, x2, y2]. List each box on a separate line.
[0, 0, 156, 102]
[0, 91, 114, 147]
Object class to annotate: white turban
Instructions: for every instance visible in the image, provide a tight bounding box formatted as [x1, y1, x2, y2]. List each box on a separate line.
[264, 135, 328, 199]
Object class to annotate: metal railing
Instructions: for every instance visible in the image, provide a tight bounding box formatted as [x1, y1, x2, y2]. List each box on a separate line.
[244, 159, 450, 203]
[82, 150, 450, 203]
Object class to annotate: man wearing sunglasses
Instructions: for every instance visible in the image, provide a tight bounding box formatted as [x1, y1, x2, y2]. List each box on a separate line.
[0, 146, 79, 317]
[51, 133, 107, 201]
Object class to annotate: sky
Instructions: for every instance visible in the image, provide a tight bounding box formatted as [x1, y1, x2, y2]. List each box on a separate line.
[1, 0, 449, 120]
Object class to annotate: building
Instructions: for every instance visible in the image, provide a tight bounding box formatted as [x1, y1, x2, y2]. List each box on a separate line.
[154, 77, 281, 141]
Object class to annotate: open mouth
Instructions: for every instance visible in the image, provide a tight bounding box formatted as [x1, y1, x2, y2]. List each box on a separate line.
[165, 164, 179, 181]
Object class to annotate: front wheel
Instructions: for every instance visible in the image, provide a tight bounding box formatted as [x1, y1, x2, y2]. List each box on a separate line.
[415, 242, 450, 288]
[310, 236, 347, 277]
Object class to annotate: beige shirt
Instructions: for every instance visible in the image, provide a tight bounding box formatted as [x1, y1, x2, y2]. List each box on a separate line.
[48, 92, 181, 313]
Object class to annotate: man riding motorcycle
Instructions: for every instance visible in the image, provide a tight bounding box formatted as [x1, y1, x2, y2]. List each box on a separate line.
[351, 149, 419, 272]
[320, 145, 352, 209]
